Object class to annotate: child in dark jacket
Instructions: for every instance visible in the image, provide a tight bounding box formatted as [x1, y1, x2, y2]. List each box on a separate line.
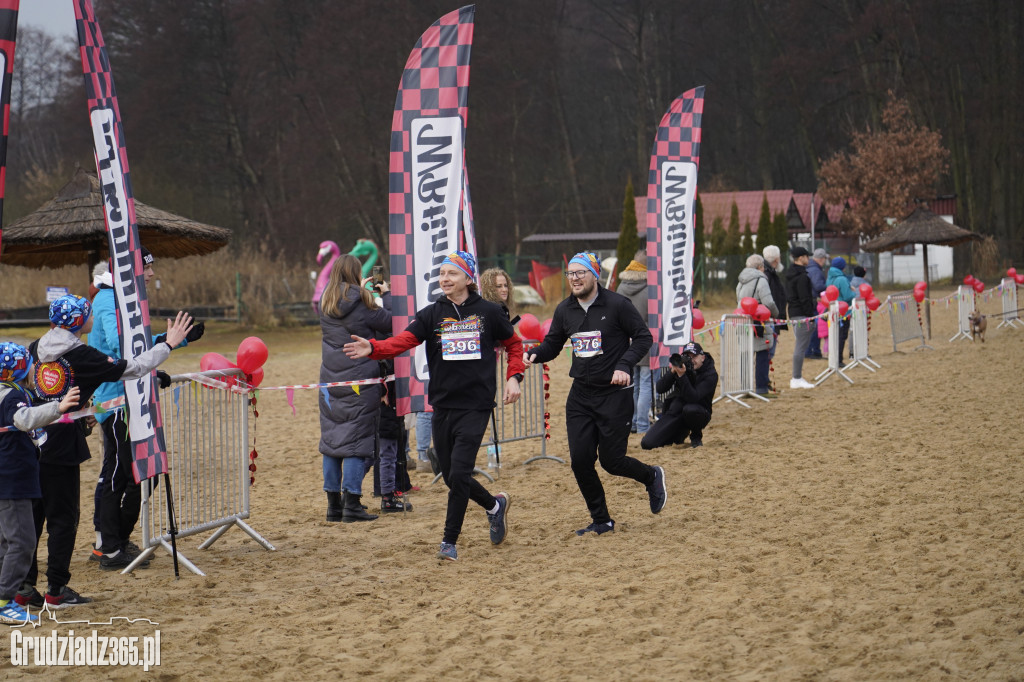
[0, 343, 79, 624]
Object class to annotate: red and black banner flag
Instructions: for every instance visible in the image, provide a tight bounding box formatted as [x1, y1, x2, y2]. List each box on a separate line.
[645, 87, 705, 369]
[388, 5, 475, 415]
[0, 0, 18, 258]
[75, 0, 166, 483]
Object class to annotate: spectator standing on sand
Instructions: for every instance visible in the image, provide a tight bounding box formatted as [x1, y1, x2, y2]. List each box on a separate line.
[736, 254, 779, 396]
[1, 344, 79, 624]
[785, 247, 816, 389]
[343, 251, 523, 561]
[805, 249, 829, 359]
[524, 252, 666, 537]
[615, 258, 653, 434]
[318, 255, 392, 524]
[826, 257, 856, 365]
[762, 245, 788, 362]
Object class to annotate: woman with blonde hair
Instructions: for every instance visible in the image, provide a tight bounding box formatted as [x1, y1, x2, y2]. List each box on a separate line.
[480, 267, 519, 323]
[318, 255, 391, 522]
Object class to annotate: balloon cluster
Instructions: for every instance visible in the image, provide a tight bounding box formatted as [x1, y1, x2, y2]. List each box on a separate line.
[913, 280, 927, 303]
[200, 336, 269, 388]
[517, 314, 553, 342]
[962, 274, 986, 294]
[1006, 267, 1024, 285]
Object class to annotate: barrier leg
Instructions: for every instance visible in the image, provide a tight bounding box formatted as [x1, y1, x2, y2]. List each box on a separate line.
[525, 454, 566, 464]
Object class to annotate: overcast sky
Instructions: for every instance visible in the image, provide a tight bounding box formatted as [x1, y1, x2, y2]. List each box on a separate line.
[19, 0, 79, 39]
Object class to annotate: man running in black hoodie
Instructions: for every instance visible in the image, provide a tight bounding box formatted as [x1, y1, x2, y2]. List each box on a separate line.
[344, 251, 524, 562]
[525, 251, 665, 537]
[641, 343, 718, 450]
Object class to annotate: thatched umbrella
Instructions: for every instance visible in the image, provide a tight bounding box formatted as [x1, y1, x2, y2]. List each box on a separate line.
[862, 205, 983, 338]
[0, 167, 231, 269]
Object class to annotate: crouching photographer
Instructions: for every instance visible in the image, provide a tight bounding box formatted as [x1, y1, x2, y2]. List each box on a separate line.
[640, 342, 718, 450]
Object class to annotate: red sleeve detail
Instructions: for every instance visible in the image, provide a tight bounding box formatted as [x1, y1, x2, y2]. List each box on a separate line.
[368, 331, 421, 360]
[501, 334, 525, 379]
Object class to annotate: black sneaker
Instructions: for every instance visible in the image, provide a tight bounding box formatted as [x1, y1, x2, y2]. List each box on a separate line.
[45, 586, 93, 609]
[575, 520, 615, 536]
[488, 492, 510, 545]
[14, 585, 44, 608]
[690, 433, 703, 448]
[647, 466, 668, 514]
[99, 550, 149, 571]
[426, 446, 440, 475]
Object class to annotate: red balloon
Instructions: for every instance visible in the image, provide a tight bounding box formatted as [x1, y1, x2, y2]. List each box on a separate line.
[540, 318, 553, 337]
[245, 367, 264, 388]
[972, 280, 985, 293]
[1016, 274, 1024, 285]
[912, 289, 926, 303]
[866, 296, 881, 311]
[837, 301, 850, 316]
[858, 283, 873, 299]
[914, 281, 928, 292]
[740, 297, 758, 315]
[824, 285, 839, 302]
[692, 308, 705, 330]
[200, 352, 237, 373]
[518, 313, 541, 341]
[1007, 267, 1017, 277]
[236, 336, 268, 374]
[732, 307, 745, 316]
[754, 304, 771, 322]
[963, 274, 975, 285]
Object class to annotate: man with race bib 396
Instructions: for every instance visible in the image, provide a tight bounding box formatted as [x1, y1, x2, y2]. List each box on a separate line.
[524, 252, 667, 536]
[343, 251, 524, 562]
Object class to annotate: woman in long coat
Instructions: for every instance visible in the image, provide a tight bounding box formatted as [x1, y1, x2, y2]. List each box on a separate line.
[318, 255, 391, 522]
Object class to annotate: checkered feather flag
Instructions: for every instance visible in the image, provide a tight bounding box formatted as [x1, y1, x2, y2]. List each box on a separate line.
[388, 5, 475, 415]
[75, 0, 167, 483]
[645, 87, 705, 370]
[0, 0, 18, 258]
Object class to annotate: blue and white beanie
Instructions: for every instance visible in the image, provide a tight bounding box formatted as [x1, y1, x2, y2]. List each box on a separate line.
[48, 294, 92, 332]
[0, 342, 33, 382]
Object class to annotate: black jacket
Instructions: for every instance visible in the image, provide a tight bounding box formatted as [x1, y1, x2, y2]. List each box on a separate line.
[530, 285, 652, 389]
[406, 292, 517, 411]
[764, 266, 788, 331]
[785, 263, 816, 317]
[656, 354, 718, 413]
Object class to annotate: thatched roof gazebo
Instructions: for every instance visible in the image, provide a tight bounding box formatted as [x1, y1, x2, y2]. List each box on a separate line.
[862, 205, 983, 338]
[0, 167, 231, 268]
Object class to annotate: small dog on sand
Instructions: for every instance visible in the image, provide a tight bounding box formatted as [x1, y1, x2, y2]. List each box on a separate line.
[968, 310, 987, 342]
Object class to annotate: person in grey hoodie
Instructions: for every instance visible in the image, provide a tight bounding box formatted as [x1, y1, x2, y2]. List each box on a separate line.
[735, 255, 778, 394]
[26, 295, 192, 593]
[615, 258, 653, 433]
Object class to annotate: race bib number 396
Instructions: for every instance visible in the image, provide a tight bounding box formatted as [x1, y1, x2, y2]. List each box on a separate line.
[442, 331, 481, 361]
[571, 331, 603, 357]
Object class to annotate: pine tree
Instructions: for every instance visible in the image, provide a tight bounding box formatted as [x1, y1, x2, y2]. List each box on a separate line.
[710, 216, 726, 256]
[757, 193, 771, 254]
[724, 201, 742, 255]
[742, 220, 755, 253]
[694, 195, 705, 260]
[615, 177, 640, 286]
[771, 211, 790, 253]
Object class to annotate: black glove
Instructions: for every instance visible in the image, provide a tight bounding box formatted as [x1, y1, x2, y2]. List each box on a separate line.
[185, 320, 205, 343]
[156, 370, 172, 389]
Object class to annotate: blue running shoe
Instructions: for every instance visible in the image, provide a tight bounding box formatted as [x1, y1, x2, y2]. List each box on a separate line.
[0, 600, 38, 625]
[488, 492, 510, 545]
[575, 520, 615, 536]
[436, 542, 458, 561]
[647, 466, 667, 514]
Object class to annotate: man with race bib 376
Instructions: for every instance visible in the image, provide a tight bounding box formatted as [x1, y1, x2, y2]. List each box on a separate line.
[524, 252, 667, 536]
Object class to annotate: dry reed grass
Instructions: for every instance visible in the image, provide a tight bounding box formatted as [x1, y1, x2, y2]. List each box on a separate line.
[1, 241, 317, 326]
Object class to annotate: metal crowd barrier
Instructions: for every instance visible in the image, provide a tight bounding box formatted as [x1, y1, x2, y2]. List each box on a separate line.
[950, 285, 975, 342]
[429, 350, 558, 486]
[712, 314, 767, 408]
[815, 301, 853, 385]
[886, 290, 932, 352]
[846, 298, 880, 374]
[127, 369, 274, 576]
[997, 278, 1021, 330]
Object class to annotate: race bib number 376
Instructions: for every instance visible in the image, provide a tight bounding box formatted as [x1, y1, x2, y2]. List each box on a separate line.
[571, 331, 603, 357]
[442, 331, 481, 361]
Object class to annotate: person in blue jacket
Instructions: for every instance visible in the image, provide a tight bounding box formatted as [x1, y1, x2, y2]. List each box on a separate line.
[805, 249, 829, 358]
[87, 249, 204, 570]
[826, 257, 856, 364]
